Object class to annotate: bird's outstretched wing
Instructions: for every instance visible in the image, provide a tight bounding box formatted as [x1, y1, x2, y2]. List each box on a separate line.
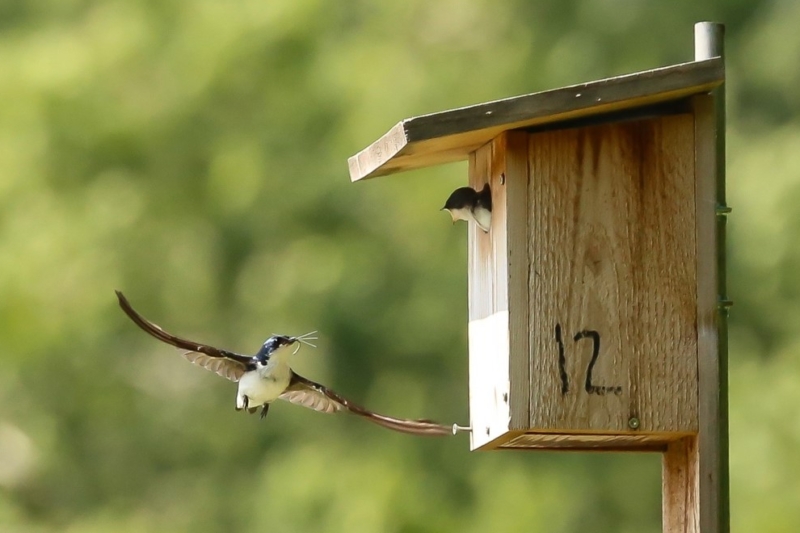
[279, 372, 454, 436]
[116, 291, 252, 382]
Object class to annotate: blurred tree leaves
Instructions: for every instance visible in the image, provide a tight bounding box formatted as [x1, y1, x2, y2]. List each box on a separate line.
[0, 0, 798, 531]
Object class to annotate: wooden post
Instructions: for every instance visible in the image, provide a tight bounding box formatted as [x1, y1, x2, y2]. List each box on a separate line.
[662, 22, 728, 533]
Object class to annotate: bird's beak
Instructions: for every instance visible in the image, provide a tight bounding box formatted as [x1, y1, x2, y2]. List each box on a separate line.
[441, 207, 455, 224]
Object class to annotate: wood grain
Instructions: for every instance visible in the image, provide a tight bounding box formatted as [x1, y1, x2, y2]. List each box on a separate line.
[691, 93, 722, 533]
[348, 58, 723, 181]
[660, 93, 723, 533]
[468, 132, 530, 450]
[663, 437, 700, 532]
[527, 115, 699, 435]
[505, 131, 531, 435]
[468, 140, 509, 450]
[501, 431, 678, 452]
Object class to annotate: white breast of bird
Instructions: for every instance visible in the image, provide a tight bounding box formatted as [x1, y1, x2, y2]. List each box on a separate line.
[237, 346, 294, 407]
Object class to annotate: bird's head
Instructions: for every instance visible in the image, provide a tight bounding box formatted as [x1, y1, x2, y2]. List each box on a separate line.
[254, 331, 318, 366]
[441, 187, 479, 224]
[254, 335, 295, 365]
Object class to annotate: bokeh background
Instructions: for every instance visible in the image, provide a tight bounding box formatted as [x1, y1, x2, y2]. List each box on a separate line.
[0, 1, 798, 531]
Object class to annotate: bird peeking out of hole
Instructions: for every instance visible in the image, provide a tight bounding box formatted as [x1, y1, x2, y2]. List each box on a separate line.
[441, 183, 492, 232]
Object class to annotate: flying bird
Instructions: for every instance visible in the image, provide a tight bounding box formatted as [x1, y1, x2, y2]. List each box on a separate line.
[116, 291, 463, 436]
[441, 183, 492, 232]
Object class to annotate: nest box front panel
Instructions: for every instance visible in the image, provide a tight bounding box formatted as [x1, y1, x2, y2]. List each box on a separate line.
[467, 115, 700, 449]
[528, 114, 699, 437]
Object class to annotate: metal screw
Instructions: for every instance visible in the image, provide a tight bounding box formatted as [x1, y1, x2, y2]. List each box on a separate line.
[486, 427, 491, 436]
[503, 393, 508, 403]
[628, 417, 640, 430]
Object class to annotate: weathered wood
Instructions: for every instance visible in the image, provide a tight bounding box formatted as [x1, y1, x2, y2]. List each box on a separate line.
[505, 132, 531, 437]
[663, 437, 700, 532]
[658, 96, 719, 533]
[502, 431, 676, 451]
[660, 24, 726, 533]
[696, 21, 729, 533]
[468, 132, 530, 450]
[349, 58, 723, 181]
[470, 114, 701, 451]
[689, 93, 722, 533]
[526, 115, 699, 436]
[468, 140, 508, 451]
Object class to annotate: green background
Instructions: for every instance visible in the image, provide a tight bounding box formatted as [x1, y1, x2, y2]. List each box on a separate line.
[0, 1, 797, 531]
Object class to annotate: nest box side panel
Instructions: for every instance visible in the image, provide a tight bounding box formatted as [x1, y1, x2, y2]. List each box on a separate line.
[527, 114, 699, 436]
[468, 131, 530, 450]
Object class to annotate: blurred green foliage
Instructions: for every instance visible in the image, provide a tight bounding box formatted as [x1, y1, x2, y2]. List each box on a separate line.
[0, 0, 797, 531]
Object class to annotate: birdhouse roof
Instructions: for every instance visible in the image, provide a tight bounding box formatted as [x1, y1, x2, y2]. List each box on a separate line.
[348, 57, 723, 182]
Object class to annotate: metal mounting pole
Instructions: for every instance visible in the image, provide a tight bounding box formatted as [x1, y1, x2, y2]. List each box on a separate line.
[695, 21, 730, 533]
[662, 22, 728, 533]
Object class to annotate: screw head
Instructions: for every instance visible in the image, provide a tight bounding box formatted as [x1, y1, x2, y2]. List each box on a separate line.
[485, 427, 491, 436]
[628, 417, 640, 430]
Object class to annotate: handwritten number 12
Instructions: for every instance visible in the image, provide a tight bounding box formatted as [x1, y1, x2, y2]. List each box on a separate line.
[555, 323, 622, 396]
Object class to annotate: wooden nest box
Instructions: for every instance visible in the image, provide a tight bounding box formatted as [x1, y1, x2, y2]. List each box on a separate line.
[349, 57, 724, 452]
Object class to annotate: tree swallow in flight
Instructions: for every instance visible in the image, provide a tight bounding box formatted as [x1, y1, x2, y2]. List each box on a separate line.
[116, 291, 464, 436]
[441, 183, 492, 232]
